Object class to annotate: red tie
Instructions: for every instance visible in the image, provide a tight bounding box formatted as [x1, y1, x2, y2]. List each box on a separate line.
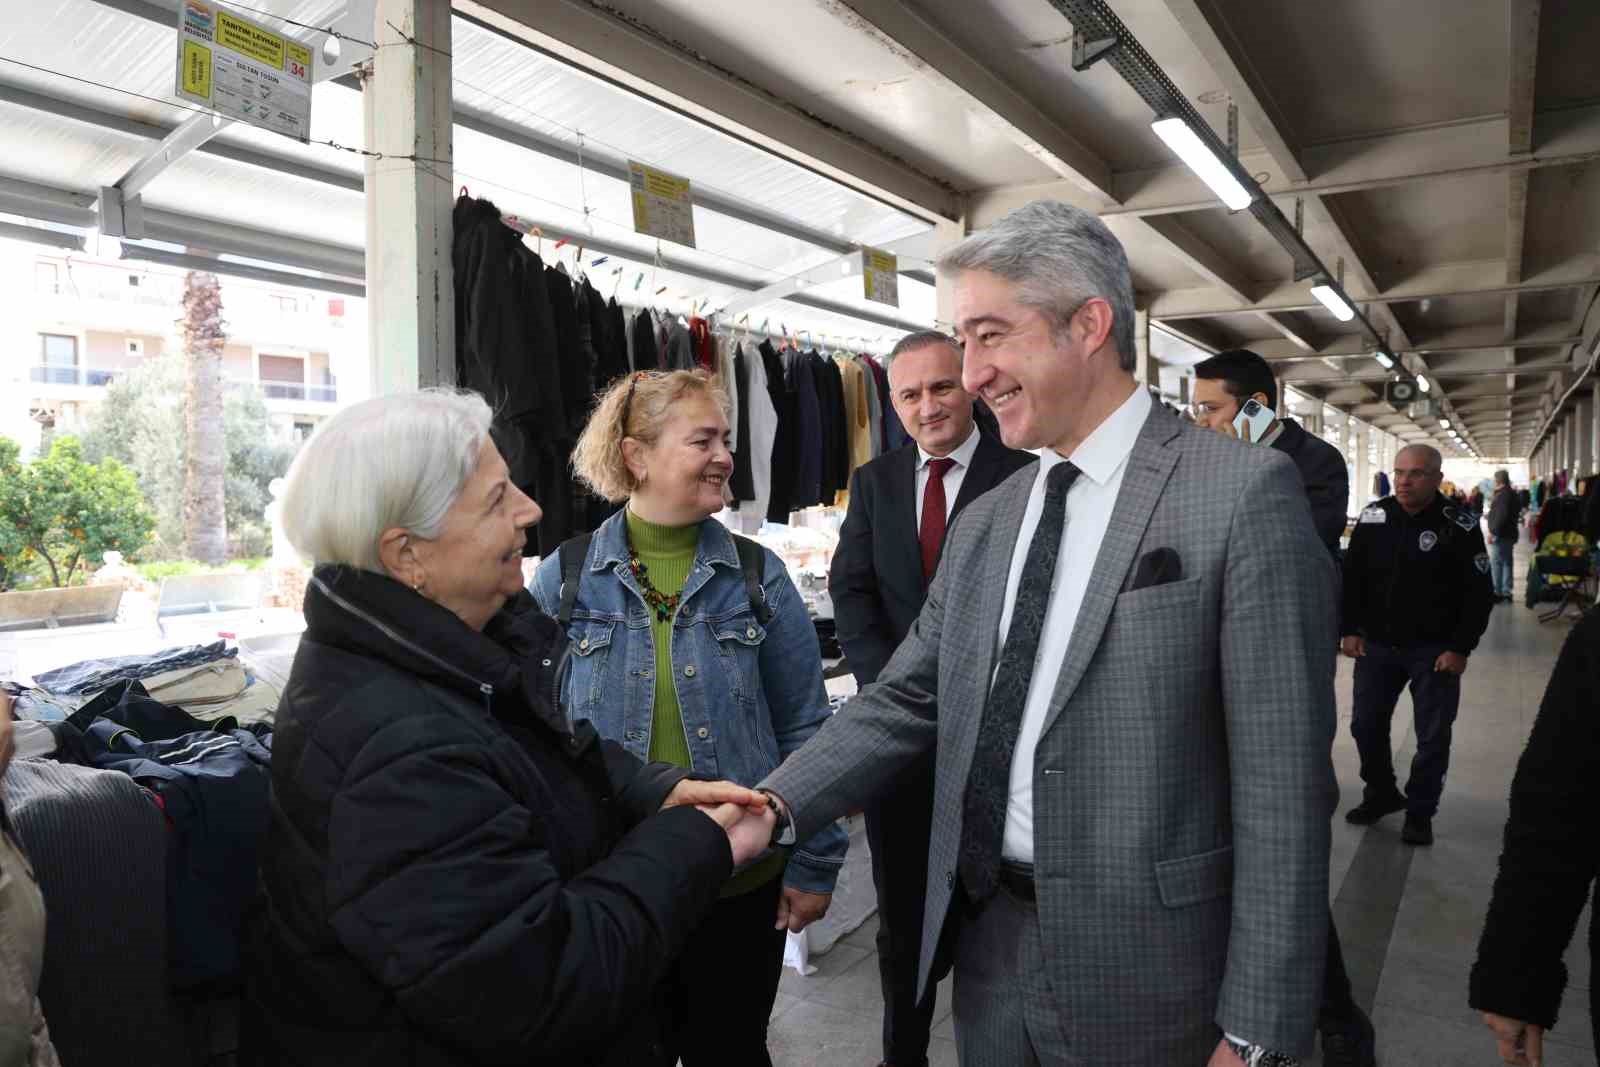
[920, 457, 956, 584]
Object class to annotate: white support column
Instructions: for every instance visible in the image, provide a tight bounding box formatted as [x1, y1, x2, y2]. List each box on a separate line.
[364, 0, 454, 394]
[1133, 310, 1156, 389]
[1576, 395, 1595, 477]
[932, 211, 968, 331]
[1354, 424, 1371, 510]
[1591, 380, 1600, 476]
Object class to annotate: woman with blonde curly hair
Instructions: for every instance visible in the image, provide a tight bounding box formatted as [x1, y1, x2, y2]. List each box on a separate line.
[531, 369, 847, 1066]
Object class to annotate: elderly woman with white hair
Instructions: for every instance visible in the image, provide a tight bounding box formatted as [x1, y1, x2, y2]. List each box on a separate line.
[242, 388, 774, 1067]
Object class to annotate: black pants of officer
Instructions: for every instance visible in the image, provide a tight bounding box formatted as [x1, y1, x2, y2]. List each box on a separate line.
[1351, 641, 1462, 818]
[864, 749, 939, 1067]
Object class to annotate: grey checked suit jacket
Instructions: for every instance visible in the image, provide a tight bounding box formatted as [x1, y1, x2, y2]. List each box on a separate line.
[763, 404, 1339, 1063]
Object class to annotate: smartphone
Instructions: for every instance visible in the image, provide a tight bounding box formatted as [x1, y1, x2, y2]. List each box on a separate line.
[1233, 398, 1276, 442]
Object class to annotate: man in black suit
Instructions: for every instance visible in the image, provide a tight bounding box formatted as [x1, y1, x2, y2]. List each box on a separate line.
[1191, 348, 1373, 1067]
[829, 330, 1031, 1067]
[1191, 349, 1350, 555]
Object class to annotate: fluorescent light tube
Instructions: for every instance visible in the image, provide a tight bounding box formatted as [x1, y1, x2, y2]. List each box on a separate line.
[1439, 419, 1451, 429]
[1150, 117, 1254, 211]
[1374, 352, 1395, 369]
[1310, 284, 1356, 322]
[1416, 376, 1431, 394]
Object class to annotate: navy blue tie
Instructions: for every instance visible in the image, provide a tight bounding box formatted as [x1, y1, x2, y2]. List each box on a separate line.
[959, 461, 1082, 903]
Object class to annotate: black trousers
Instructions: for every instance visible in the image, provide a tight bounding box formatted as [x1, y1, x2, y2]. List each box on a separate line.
[1351, 641, 1462, 818]
[864, 750, 939, 1067]
[661, 874, 787, 1067]
[1321, 915, 1359, 1026]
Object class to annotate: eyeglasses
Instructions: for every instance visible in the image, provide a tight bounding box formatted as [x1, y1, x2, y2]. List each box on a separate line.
[1190, 401, 1231, 419]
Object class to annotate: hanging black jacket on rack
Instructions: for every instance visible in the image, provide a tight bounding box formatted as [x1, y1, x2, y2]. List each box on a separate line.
[762, 341, 797, 523]
[730, 345, 756, 503]
[630, 309, 658, 371]
[451, 195, 564, 486]
[605, 297, 631, 386]
[784, 347, 823, 508]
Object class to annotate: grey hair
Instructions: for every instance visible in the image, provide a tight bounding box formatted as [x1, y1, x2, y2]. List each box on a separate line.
[938, 200, 1137, 372]
[885, 329, 960, 372]
[1494, 468, 1510, 485]
[1397, 443, 1443, 472]
[281, 388, 495, 571]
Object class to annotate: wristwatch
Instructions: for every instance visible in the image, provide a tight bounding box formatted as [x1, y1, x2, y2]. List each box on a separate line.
[755, 788, 797, 847]
[1224, 1037, 1298, 1067]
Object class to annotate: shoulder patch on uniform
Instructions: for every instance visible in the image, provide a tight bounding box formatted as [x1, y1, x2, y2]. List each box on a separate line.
[1443, 506, 1476, 531]
[1359, 506, 1386, 524]
[1475, 553, 1490, 574]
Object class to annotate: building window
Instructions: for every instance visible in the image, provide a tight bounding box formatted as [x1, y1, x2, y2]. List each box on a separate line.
[37, 334, 78, 385]
[258, 353, 306, 400]
[293, 421, 315, 442]
[34, 262, 60, 295]
[126, 338, 145, 359]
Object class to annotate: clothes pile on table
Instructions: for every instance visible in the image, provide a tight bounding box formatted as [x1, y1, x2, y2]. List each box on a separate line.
[2, 639, 289, 1066]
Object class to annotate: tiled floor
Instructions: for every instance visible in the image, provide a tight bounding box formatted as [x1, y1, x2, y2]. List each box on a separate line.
[768, 555, 1593, 1066]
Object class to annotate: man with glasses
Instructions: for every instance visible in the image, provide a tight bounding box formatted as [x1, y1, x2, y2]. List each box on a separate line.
[1340, 445, 1494, 847]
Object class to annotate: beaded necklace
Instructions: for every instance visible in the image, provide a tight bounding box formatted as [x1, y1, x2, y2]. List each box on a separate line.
[625, 534, 684, 623]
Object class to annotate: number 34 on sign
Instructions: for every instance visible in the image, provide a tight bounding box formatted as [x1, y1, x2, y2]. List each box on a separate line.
[174, 0, 314, 142]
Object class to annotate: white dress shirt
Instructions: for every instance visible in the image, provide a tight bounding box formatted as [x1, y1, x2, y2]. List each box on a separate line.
[914, 424, 981, 526]
[999, 385, 1152, 862]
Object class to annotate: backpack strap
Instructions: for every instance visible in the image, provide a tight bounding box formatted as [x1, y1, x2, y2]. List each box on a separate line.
[556, 531, 594, 627]
[731, 534, 773, 626]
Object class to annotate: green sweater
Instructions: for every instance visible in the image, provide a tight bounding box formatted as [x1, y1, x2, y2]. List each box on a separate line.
[625, 509, 787, 898]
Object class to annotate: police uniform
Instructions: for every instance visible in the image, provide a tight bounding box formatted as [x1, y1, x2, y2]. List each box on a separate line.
[1341, 493, 1494, 820]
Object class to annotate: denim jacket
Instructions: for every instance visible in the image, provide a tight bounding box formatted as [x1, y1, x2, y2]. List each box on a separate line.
[530, 512, 847, 895]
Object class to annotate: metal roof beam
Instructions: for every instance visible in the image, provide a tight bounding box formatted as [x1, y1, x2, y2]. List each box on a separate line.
[455, 0, 960, 223]
[1503, 0, 1542, 400]
[1282, 354, 1576, 385]
[1150, 255, 1600, 318]
[0, 80, 364, 192]
[1246, 323, 1582, 363]
[120, 245, 366, 297]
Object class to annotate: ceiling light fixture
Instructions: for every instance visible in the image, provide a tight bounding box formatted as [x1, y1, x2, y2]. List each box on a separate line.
[1416, 376, 1430, 394]
[1440, 419, 1451, 429]
[1150, 116, 1254, 211]
[1310, 282, 1356, 322]
[1374, 352, 1395, 369]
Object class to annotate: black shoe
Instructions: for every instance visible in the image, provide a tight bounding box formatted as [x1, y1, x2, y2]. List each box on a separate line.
[1345, 792, 1407, 825]
[1320, 1008, 1377, 1067]
[1402, 814, 1434, 846]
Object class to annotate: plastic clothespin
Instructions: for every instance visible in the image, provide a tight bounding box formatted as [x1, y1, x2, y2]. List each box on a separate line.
[656, 286, 669, 296]
[633, 273, 644, 291]
[576, 243, 584, 264]
[592, 256, 610, 267]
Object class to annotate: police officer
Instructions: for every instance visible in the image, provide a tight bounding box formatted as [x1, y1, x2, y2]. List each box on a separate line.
[1341, 444, 1494, 846]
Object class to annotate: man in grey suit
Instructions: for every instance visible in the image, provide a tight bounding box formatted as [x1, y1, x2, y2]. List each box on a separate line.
[757, 200, 1338, 1066]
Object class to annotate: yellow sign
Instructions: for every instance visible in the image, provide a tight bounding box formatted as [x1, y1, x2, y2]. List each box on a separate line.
[863, 247, 899, 307]
[175, 0, 313, 141]
[628, 161, 697, 248]
[181, 40, 212, 98]
[216, 9, 284, 69]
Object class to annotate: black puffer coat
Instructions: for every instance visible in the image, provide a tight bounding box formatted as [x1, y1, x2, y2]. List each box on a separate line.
[242, 566, 733, 1067]
[1470, 608, 1600, 1050]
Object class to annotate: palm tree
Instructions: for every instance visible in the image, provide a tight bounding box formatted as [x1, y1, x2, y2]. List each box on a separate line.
[181, 270, 228, 564]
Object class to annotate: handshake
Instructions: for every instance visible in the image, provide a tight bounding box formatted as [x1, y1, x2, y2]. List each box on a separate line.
[661, 780, 833, 933]
[661, 779, 778, 866]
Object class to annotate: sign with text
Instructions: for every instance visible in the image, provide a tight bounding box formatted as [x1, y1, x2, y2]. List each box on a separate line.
[862, 247, 899, 307]
[175, 0, 313, 142]
[628, 161, 696, 248]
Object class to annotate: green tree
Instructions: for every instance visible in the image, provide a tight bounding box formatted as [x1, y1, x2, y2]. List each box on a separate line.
[81, 351, 298, 560]
[0, 436, 154, 589]
[0, 438, 28, 590]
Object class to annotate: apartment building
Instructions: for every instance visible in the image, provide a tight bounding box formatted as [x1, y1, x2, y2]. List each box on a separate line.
[0, 235, 368, 457]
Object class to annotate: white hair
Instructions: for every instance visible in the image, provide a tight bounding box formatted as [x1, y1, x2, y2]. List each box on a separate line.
[281, 388, 495, 571]
[938, 199, 1137, 372]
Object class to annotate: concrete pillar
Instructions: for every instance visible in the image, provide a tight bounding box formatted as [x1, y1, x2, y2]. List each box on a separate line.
[364, 0, 453, 394]
[1576, 395, 1595, 477]
[932, 212, 968, 332]
[1132, 310, 1156, 389]
[1354, 424, 1371, 510]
